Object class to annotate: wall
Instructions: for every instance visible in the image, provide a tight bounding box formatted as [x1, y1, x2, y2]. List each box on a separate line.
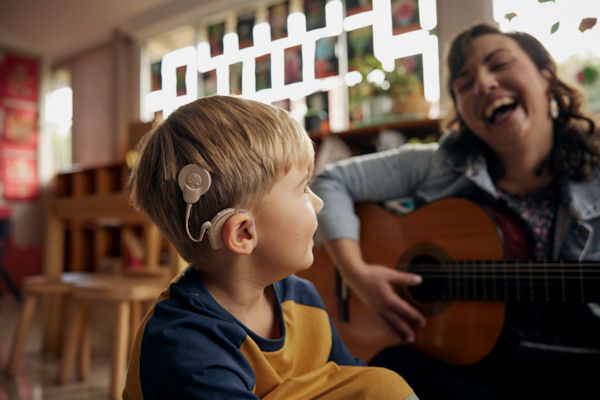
[67, 31, 135, 168]
[70, 44, 115, 167]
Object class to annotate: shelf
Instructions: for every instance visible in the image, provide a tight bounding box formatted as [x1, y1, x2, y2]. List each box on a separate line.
[309, 118, 441, 156]
[47, 192, 145, 221]
[48, 163, 165, 275]
[53, 163, 129, 197]
[309, 118, 441, 142]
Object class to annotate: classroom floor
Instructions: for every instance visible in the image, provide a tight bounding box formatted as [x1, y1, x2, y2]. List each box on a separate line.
[0, 293, 112, 400]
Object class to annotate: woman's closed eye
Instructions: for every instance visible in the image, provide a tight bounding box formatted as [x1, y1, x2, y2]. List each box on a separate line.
[487, 52, 514, 71]
[490, 62, 508, 71]
[455, 78, 474, 93]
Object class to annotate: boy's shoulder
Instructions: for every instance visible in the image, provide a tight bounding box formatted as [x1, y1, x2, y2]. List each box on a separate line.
[273, 274, 325, 309]
[147, 267, 248, 344]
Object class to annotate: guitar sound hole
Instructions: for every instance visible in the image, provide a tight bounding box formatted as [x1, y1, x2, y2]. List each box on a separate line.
[406, 256, 446, 304]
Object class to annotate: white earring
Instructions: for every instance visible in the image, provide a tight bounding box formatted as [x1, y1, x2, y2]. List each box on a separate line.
[550, 97, 559, 119]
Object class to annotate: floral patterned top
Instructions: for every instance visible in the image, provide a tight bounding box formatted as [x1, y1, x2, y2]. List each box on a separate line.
[496, 183, 559, 261]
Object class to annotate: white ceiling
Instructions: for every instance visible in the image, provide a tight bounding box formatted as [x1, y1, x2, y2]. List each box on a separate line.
[0, 0, 179, 61]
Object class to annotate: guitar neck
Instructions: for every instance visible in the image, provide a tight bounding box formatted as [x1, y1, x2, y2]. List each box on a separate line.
[413, 261, 600, 303]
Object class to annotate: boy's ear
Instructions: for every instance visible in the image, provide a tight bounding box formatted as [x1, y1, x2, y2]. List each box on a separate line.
[221, 212, 257, 255]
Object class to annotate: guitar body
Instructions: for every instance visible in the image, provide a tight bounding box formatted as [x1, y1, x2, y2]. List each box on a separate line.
[305, 198, 529, 366]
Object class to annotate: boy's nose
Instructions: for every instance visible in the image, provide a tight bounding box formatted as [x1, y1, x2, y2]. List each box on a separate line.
[310, 190, 324, 215]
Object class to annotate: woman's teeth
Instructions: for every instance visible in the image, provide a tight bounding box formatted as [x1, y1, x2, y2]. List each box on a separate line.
[485, 98, 517, 123]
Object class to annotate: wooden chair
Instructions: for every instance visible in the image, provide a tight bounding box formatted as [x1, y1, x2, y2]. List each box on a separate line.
[57, 273, 168, 400]
[4, 272, 103, 377]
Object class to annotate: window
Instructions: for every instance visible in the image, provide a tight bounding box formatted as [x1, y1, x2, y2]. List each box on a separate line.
[140, 0, 439, 130]
[45, 69, 72, 173]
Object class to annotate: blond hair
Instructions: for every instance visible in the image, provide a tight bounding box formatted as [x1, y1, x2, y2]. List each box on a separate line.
[130, 96, 314, 262]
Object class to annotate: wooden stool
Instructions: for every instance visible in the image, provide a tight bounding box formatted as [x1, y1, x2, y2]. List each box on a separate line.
[58, 275, 167, 400]
[4, 272, 97, 377]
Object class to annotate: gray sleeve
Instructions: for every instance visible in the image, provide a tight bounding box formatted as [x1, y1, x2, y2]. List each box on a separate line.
[311, 143, 438, 244]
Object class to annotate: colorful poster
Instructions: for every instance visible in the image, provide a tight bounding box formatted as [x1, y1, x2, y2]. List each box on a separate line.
[315, 36, 338, 78]
[345, 0, 372, 16]
[305, 91, 329, 132]
[0, 51, 40, 201]
[229, 62, 243, 95]
[208, 22, 225, 57]
[151, 61, 162, 91]
[2, 107, 38, 147]
[284, 46, 303, 85]
[0, 53, 39, 102]
[391, 54, 429, 116]
[255, 54, 271, 91]
[269, 1, 289, 40]
[347, 26, 374, 71]
[0, 144, 38, 201]
[305, 0, 326, 31]
[391, 0, 420, 34]
[397, 54, 423, 80]
[202, 70, 217, 97]
[237, 11, 255, 49]
[176, 66, 187, 96]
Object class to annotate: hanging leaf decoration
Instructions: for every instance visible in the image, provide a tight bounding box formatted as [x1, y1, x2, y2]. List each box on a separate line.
[538, 0, 555, 2]
[505, 12, 517, 22]
[579, 18, 597, 32]
[550, 21, 560, 34]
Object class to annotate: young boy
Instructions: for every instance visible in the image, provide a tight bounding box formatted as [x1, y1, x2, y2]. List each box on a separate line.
[123, 96, 417, 400]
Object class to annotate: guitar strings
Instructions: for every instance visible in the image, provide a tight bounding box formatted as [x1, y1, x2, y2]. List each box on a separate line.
[401, 263, 600, 273]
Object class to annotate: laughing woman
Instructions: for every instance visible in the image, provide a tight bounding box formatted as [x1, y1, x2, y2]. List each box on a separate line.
[312, 23, 600, 399]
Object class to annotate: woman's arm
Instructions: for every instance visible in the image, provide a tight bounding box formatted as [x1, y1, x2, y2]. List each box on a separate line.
[312, 143, 437, 243]
[312, 144, 437, 341]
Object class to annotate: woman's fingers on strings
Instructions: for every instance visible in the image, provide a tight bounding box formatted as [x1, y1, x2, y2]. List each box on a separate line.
[375, 266, 427, 329]
[381, 311, 416, 343]
[388, 291, 427, 329]
[385, 267, 422, 286]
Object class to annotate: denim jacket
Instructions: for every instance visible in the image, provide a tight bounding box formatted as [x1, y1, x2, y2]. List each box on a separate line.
[312, 135, 600, 262]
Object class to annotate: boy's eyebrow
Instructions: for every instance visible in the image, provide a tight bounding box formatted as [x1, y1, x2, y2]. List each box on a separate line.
[455, 48, 511, 80]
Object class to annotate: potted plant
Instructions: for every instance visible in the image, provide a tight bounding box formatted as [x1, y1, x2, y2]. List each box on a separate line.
[348, 55, 429, 122]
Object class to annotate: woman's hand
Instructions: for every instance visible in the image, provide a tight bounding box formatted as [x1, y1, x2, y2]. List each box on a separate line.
[324, 239, 426, 343]
[345, 263, 426, 343]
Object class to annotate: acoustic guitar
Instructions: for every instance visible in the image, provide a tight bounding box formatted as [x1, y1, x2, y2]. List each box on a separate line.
[310, 197, 600, 366]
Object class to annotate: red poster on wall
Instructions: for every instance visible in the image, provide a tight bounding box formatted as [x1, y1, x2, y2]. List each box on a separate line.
[0, 144, 38, 201]
[0, 51, 39, 201]
[1, 106, 38, 147]
[0, 53, 39, 102]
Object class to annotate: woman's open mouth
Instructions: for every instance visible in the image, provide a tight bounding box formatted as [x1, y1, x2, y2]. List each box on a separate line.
[484, 97, 518, 124]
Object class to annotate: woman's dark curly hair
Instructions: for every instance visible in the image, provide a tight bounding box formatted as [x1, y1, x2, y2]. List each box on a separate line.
[443, 23, 600, 181]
